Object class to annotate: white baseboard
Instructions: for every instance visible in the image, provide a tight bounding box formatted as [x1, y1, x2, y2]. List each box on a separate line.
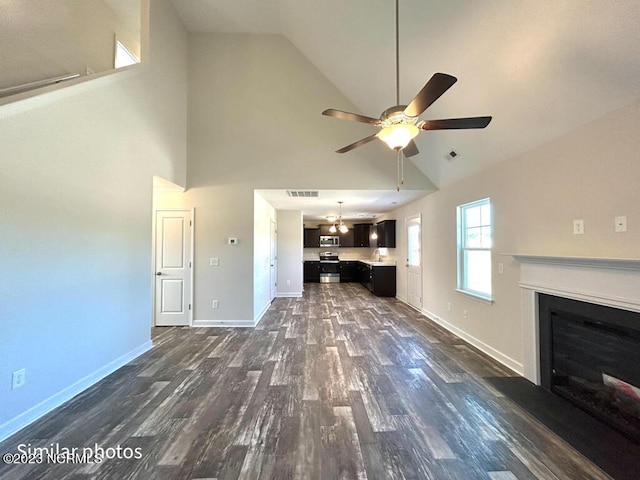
[420, 307, 524, 376]
[276, 292, 302, 298]
[192, 299, 274, 328]
[0, 340, 153, 443]
[193, 319, 257, 327]
[395, 294, 408, 303]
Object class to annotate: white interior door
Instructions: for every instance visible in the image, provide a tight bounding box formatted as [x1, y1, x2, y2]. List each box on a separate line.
[154, 210, 192, 326]
[270, 220, 277, 300]
[406, 215, 422, 310]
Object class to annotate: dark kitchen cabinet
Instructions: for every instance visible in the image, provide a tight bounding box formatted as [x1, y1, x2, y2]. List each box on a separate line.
[303, 228, 320, 248]
[360, 263, 396, 297]
[339, 228, 354, 247]
[303, 261, 321, 282]
[375, 220, 396, 248]
[353, 223, 373, 247]
[371, 265, 396, 297]
[319, 225, 333, 236]
[339, 261, 358, 282]
[359, 263, 371, 290]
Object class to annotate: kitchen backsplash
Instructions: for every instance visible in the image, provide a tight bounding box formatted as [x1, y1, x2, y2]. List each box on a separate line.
[303, 247, 375, 260]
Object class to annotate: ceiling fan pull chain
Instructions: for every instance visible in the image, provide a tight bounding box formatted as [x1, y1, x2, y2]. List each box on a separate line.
[397, 150, 401, 191]
[401, 151, 405, 185]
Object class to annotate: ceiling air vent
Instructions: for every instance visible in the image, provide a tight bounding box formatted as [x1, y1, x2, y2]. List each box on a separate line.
[445, 149, 460, 162]
[287, 190, 319, 198]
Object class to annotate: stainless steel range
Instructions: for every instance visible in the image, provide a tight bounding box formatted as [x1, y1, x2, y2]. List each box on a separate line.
[319, 251, 340, 283]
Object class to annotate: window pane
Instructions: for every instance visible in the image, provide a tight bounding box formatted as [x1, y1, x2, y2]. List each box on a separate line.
[465, 226, 483, 248]
[115, 40, 139, 68]
[407, 224, 420, 266]
[465, 206, 481, 227]
[480, 204, 491, 225]
[464, 250, 491, 295]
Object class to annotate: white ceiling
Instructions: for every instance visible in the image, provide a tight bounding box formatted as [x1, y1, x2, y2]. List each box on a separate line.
[257, 189, 427, 222]
[170, 0, 640, 217]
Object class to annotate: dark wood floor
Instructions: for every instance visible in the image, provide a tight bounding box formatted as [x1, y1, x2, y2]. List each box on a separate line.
[0, 283, 610, 479]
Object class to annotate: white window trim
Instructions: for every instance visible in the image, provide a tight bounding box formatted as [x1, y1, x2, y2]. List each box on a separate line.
[457, 198, 493, 303]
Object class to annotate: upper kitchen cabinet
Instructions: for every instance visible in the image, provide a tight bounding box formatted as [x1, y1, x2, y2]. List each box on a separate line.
[319, 225, 333, 236]
[303, 228, 320, 248]
[353, 223, 373, 247]
[376, 220, 396, 248]
[338, 227, 354, 247]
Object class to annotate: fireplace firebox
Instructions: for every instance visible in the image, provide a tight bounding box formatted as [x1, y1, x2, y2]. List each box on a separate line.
[539, 293, 640, 444]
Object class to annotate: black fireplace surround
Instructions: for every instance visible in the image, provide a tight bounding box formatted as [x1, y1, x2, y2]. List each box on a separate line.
[538, 293, 640, 444]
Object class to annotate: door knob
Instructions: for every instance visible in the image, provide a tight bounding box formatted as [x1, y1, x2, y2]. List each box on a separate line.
[156, 272, 162, 276]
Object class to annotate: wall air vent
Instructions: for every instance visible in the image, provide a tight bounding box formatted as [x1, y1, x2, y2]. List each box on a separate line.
[286, 190, 319, 198]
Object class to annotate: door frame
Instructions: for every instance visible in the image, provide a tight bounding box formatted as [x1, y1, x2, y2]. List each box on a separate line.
[151, 208, 195, 327]
[270, 219, 277, 301]
[406, 213, 422, 311]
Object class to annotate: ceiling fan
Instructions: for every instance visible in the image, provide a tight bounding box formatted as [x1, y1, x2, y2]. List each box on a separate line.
[322, 0, 492, 188]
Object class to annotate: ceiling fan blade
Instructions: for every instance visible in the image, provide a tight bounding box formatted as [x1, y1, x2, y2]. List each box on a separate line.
[402, 139, 419, 157]
[335, 134, 379, 153]
[418, 116, 492, 130]
[322, 109, 381, 125]
[404, 73, 457, 118]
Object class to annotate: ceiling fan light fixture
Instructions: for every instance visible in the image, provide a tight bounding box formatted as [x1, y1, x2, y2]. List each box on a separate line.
[329, 224, 337, 233]
[339, 223, 349, 234]
[377, 123, 419, 150]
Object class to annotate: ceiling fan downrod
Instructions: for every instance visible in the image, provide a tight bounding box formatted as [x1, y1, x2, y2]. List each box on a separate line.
[395, 0, 400, 106]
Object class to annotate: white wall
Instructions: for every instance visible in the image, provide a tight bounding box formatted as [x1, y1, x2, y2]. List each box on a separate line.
[0, 0, 187, 440]
[386, 100, 640, 373]
[186, 32, 435, 323]
[1, 0, 141, 89]
[277, 210, 303, 297]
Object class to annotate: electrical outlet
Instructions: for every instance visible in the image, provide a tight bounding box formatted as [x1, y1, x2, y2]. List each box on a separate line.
[447, 302, 452, 312]
[498, 262, 504, 274]
[573, 219, 584, 235]
[212, 300, 219, 309]
[286, 280, 291, 286]
[615, 216, 627, 233]
[210, 258, 219, 266]
[463, 309, 468, 319]
[12, 369, 26, 390]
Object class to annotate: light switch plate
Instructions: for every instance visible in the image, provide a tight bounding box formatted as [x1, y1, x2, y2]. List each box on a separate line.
[210, 257, 219, 266]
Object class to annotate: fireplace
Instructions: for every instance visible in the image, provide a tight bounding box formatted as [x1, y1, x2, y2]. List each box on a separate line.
[538, 293, 640, 443]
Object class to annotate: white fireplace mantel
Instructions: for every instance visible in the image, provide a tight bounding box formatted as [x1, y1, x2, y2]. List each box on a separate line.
[506, 254, 640, 385]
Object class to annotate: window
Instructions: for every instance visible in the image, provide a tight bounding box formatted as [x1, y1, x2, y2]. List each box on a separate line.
[114, 39, 139, 68]
[457, 198, 492, 301]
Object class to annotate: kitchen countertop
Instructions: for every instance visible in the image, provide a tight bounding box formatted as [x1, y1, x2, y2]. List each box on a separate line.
[358, 260, 397, 266]
[303, 258, 396, 266]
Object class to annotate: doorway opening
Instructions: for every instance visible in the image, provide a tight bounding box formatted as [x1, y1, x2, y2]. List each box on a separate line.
[406, 214, 422, 311]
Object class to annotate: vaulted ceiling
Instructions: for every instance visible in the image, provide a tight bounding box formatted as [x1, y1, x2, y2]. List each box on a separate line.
[170, 0, 640, 191]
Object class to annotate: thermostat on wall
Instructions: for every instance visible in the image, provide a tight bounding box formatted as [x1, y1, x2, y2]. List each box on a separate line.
[228, 237, 238, 245]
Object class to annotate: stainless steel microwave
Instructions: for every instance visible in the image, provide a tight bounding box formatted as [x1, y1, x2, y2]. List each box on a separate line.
[320, 235, 340, 247]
